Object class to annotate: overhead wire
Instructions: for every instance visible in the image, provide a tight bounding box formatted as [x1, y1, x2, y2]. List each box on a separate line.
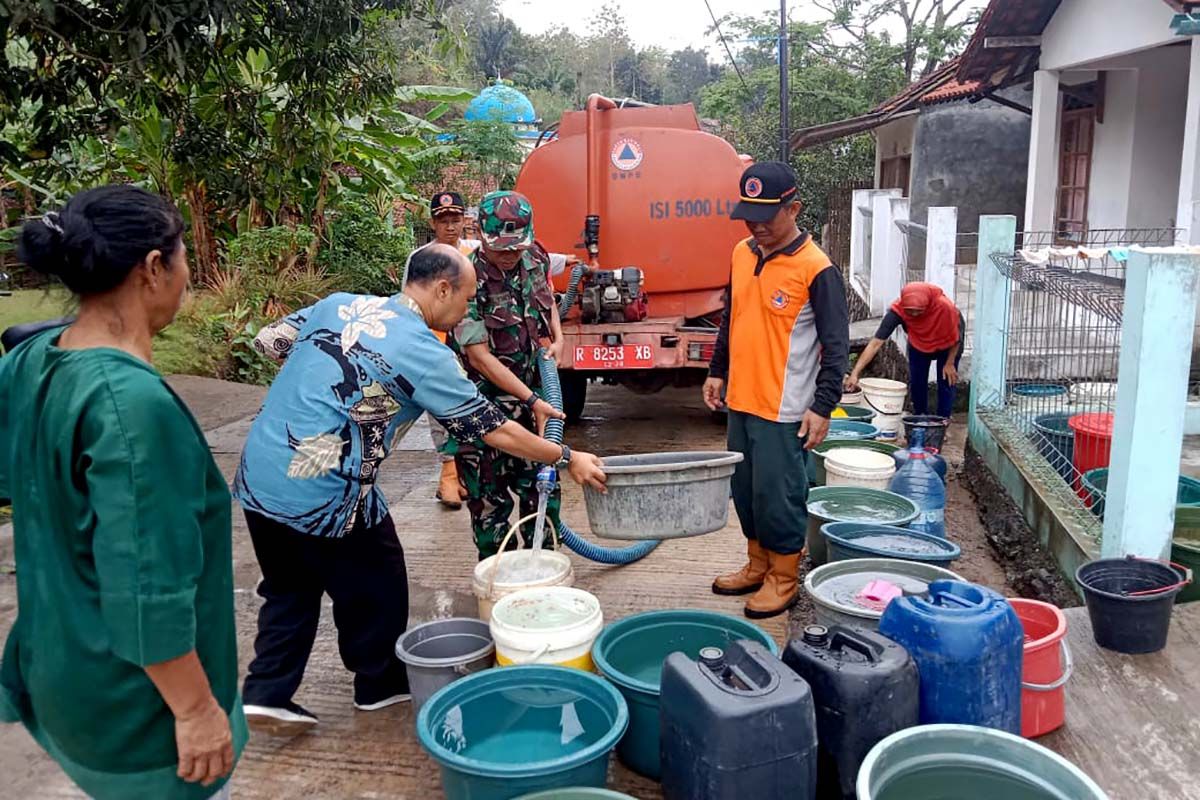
[701, 0, 753, 99]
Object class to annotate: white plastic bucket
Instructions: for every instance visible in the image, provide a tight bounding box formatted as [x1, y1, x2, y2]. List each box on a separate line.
[1070, 382, 1116, 411]
[841, 389, 864, 407]
[472, 551, 574, 621]
[824, 448, 897, 490]
[859, 377, 908, 415]
[490, 586, 603, 671]
[874, 411, 904, 441]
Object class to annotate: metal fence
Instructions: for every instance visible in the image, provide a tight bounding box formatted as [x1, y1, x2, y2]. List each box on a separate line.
[976, 227, 1180, 541]
[896, 221, 978, 360]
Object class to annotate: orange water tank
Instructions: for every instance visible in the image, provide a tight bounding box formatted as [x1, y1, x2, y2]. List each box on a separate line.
[516, 102, 748, 320]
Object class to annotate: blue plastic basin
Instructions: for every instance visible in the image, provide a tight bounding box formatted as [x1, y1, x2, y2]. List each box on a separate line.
[828, 420, 881, 441]
[822, 521, 961, 567]
[591, 610, 777, 780]
[417, 665, 629, 800]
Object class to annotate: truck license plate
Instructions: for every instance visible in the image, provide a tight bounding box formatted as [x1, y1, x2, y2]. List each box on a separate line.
[574, 344, 654, 369]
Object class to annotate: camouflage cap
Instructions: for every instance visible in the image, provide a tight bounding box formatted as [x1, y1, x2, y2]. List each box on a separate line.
[478, 191, 534, 250]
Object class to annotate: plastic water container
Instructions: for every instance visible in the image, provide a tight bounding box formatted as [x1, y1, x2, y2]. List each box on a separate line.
[660, 640, 817, 800]
[873, 412, 903, 441]
[490, 587, 603, 670]
[783, 625, 918, 799]
[887, 428, 946, 538]
[891, 445, 947, 482]
[879, 581, 1024, 734]
[823, 448, 897, 490]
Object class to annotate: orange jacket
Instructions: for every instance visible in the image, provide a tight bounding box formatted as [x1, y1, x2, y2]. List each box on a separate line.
[709, 234, 849, 422]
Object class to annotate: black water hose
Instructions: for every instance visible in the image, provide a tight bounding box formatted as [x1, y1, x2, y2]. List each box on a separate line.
[538, 347, 659, 564]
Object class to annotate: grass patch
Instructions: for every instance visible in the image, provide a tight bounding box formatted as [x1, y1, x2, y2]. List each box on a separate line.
[1, 288, 217, 377]
[0, 288, 74, 331]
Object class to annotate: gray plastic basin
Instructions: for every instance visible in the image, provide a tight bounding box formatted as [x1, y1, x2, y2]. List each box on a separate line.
[395, 617, 495, 713]
[583, 451, 743, 540]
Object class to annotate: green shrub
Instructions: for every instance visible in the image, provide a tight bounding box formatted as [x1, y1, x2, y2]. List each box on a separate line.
[319, 200, 414, 295]
[195, 225, 336, 384]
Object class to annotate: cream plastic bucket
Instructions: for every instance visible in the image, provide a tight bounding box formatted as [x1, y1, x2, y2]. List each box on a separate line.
[859, 377, 908, 415]
[490, 586, 603, 671]
[824, 448, 897, 490]
[874, 411, 904, 441]
[473, 550, 574, 621]
[841, 389, 864, 407]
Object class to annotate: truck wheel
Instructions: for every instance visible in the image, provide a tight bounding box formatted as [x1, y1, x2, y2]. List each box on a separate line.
[559, 370, 588, 423]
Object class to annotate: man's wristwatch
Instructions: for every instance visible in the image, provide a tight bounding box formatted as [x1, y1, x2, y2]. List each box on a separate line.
[556, 444, 572, 468]
[523, 392, 539, 411]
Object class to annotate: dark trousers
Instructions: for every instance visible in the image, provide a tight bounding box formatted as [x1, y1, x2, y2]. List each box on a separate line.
[908, 344, 964, 418]
[242, 509, 410, 707]
[727, 410, 810, 555]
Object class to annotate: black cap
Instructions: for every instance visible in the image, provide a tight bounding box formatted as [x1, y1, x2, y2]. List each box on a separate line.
[730, 161, 799, 223]
[430, 191, 465, 217]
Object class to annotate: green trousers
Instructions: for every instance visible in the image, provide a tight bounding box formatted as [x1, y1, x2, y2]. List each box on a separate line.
[454, 397, 562, 560]
[726, 410, 810, 555]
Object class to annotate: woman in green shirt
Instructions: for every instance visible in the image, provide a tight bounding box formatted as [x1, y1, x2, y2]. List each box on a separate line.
[0, 186, 247, 799]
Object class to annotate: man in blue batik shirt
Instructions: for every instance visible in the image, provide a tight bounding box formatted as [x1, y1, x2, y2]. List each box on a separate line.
[233, 244, 607, 734]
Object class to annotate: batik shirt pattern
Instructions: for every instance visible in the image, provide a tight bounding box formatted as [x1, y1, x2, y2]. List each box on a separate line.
[233, 293, 507, 537]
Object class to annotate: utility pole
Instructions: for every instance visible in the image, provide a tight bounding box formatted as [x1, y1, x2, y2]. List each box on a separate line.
[779, 0, 790, 161]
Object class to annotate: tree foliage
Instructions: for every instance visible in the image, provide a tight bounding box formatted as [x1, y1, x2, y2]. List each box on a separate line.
[1, 1, 466, 278]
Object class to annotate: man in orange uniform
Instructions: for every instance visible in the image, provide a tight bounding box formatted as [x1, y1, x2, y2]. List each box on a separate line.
[703, 162, 849, 618]
[404, 191, 481, 509]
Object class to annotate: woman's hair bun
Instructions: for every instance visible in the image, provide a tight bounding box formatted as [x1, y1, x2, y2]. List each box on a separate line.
[16, 185, 184, 296]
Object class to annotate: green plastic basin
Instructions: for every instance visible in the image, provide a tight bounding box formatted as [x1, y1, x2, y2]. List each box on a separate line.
[858, 724, 1106, 799]
[1173, 523, 1200, 604]
[591, 610, 777, 781]
[516, 790, 638, 800]
[810, 440, 901, 486]
[417, 665, 628, 800]
[1082, 469, 1200, 604]
[806, 486, 920, 566]
[1081, 467, 1200, 518]
[834, 404, 876, 423]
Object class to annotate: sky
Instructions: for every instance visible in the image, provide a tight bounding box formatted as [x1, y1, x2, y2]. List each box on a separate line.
[498, 0, 792, 58]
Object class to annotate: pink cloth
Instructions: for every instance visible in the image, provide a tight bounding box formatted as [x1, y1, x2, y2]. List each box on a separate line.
[855, 579, 904, 612]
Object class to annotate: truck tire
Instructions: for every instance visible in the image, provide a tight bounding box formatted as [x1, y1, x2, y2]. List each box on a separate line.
[559, 369, 588, 423]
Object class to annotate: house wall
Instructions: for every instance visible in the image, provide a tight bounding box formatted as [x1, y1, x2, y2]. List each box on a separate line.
[1128, 48, 1190, 230]
[908, 90, 1032, 234]
[873, 114, 918, 190]
[1040, 0, 1175, 71]
[1087, 71, 1138, 231]
[1083, 45, 1189, 231]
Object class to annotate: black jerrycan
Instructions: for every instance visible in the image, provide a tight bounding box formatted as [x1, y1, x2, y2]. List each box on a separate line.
[783, 625, 919, 799]
[660, 639, 817, 800]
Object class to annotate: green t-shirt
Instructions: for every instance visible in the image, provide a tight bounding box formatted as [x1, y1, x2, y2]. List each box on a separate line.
[0, 328, 247, 800]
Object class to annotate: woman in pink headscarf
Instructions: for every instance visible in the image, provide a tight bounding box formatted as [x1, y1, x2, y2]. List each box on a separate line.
[845, 282, 965, 418]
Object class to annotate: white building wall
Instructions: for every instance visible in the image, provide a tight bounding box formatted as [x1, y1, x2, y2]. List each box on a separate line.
[1087, 70, 1138, 231]
[1040, 0, 1175, 71]
[1129, 47, 1190, 230]
[872, 114, 918, 191]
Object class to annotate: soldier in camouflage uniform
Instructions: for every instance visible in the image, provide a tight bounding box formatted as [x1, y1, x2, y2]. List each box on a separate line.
[446, 191, 567, 559]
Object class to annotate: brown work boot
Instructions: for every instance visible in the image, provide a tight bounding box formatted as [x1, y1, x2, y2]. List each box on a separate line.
[712, 539, 770, 596]
[744, 551, 801, 619]
[435, 461, 463, 510]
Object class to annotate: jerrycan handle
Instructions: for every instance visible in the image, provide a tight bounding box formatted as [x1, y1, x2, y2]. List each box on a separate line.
[930, 591, 976, 608]
[829, 630, 878, 663]
[701, 643, 779, 696]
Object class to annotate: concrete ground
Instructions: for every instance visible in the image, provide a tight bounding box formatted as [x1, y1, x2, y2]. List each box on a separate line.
[0, 379, 1009, 799]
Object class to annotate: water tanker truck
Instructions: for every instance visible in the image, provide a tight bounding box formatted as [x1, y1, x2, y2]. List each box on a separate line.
[516, 94, 750, 419]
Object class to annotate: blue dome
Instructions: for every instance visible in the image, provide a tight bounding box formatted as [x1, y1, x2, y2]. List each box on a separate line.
[464, 81, 538, 125]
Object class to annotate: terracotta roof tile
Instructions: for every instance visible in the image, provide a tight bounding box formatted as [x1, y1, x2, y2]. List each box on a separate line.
[920, 78, 983, 105]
